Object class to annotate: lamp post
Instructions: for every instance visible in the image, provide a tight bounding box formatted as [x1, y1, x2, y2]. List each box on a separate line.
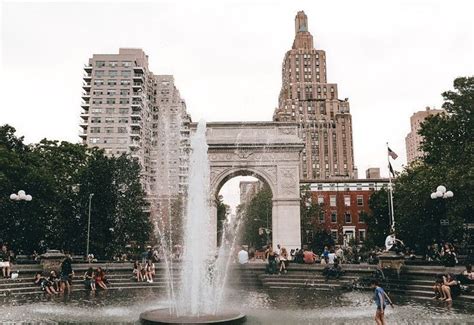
[9, 190, 32, 248]
[10, 190, 33, 202]
[86, 193, 94, 259]
[430, 185, 454, 240]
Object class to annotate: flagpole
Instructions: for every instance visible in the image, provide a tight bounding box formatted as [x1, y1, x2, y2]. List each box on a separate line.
[387, 142, 396, 232]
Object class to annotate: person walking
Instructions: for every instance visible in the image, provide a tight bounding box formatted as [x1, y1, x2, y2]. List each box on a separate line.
[371, 279, 393, 325]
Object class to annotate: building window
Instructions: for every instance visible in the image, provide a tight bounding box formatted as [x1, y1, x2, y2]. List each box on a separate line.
[345, 212, 351, 223]
[89, 137, 100, 144]
[117, 127, 127, 133]
[358, 211, 365, 223]
[317, 197, 324, 205]
[357, 195, 364, 206]
[108, 80, 117, 86]
[95, 61, 105, 68]
[94, 70, 105, 76]
[318, 211, 325, 223]
[90, 127, 100, 133]
[330, 195, 336, 207]
[105, 127, 113, 134]
[331, 230, 338, 241]
[344, 195, 351, 206]
[358, 229, 366, 242]
[331, 211, 337, 223]
[106, 98, 116, 104]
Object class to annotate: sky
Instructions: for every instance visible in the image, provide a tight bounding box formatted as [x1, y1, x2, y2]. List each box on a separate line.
[1, 0, 473, 211]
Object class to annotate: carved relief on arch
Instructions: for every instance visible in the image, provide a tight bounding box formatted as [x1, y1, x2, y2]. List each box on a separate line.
[278, 167, 299, 196]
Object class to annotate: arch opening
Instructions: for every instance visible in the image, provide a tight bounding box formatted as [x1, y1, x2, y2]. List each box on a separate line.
[214, 169, 274, 250]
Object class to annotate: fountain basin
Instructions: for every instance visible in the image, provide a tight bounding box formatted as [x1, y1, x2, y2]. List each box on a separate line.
[140, 309, 246, 325]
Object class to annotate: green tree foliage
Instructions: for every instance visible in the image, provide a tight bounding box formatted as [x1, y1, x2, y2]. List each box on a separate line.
[366, 77, 473, 250]
[364, 188, 391, 248]
[238, 184, 272, 249]
[0, 125, 152, 258]
[216, 194, 230, 246]
[300, 184, 329, 251]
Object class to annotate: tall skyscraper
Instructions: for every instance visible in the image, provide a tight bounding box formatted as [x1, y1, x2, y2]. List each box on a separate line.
[273, 11, 357, 180]
[405, 106, 443, 165]
[79, 48, 190, 224]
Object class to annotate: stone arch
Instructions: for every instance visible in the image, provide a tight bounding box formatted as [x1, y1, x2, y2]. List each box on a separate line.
[211, 167, 277, 199]
[191, 121, 304, 250]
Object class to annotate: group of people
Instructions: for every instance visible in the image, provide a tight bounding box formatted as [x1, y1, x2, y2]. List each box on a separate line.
[33, 255, 111, 295]
[33, 255, 75, 295]
[132, 259, 156, 283]
[432, 264, 474, 301]
[426, 242, 459, 267]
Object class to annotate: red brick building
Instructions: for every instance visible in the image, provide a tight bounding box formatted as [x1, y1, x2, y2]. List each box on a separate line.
[301, 178, 389, 246]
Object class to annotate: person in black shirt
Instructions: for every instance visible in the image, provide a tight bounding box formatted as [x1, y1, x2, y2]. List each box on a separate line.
[1, 245, 11, 278]
[60, 255, 74, 293]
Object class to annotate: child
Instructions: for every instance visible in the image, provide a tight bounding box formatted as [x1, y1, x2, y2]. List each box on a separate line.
[371, 279, 393, 325]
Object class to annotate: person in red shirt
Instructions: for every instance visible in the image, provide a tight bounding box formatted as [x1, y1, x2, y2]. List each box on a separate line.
[303, 248, 317, 264]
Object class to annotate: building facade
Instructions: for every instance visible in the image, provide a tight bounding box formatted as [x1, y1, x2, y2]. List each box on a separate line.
[79, 48, 191, 225]
[301, 178, 388, 246]
[405, 106, 443, 165]
[239, 180, 263, 207]
[273, 11, 357, 180]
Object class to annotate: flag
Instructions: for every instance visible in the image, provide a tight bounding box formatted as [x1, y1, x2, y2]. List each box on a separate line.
[389, 162, 395, 177]
[388, 147, 398, 160]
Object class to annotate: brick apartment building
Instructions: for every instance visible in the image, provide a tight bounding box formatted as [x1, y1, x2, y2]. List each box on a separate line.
[301, 173, 388, 246]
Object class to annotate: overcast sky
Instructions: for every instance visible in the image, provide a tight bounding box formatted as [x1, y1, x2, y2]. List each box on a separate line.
[1, 0, 473, 211]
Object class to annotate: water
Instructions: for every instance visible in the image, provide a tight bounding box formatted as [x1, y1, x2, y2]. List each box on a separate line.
[176, 120, 239, 316]
[1, 288, 473, 324]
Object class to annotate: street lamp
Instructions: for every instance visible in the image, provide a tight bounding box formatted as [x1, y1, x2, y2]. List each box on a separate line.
[430, 185, 454, 239]
[10, 190, 33, 202]
[430, 185, 454, 200]
[86, 193, 94, 259]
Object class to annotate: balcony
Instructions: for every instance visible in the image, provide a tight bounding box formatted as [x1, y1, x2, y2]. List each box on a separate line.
[129, 141, 140, 148]
[79, 130, 87, 139]
[83, 73, 92, 80]
[81, 93, 90, 100]
[130, 132, 141, 139]
[130, 112, 141, 119]
[81, 102, 90, 109]
[80, 113, 89, 120]
[133, 74, 144, 80]
[82, 82, 91, 90]
[79, 121, 88, 129]
[130, 120, 141, 127]
[133, 66, 145, 73]
[84, 64, 93, 72]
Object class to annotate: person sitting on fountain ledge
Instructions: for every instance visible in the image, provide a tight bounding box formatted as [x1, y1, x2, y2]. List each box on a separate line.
[237, 246, 249, 265]
[384, 231, 404, 254]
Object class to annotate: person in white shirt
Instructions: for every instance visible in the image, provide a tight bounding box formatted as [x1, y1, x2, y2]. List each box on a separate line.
[328, 250, 336, 264]
[274, 244, 281, 257]
[385, 231, 404, 253]
[238, 247, 249, 265]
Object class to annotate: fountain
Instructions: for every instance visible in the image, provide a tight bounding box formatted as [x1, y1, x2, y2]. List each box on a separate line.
[140, 120, 246, 324]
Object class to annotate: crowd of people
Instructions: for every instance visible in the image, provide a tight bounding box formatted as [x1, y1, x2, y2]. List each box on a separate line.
[32, 255, 111, 295]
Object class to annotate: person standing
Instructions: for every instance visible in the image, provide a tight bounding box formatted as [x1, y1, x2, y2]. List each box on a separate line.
[60, 255, 74, 293]
[371, 280, 393, 325]
[0, 244, 11, 279]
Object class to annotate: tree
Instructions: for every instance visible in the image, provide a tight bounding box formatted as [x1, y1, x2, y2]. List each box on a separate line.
[239, 185, 272, 249]
[300, 184, 328, 251]
[216, 194, 230, 246]
[0, 125, 152, 258]
[365, 188, 391, 248]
